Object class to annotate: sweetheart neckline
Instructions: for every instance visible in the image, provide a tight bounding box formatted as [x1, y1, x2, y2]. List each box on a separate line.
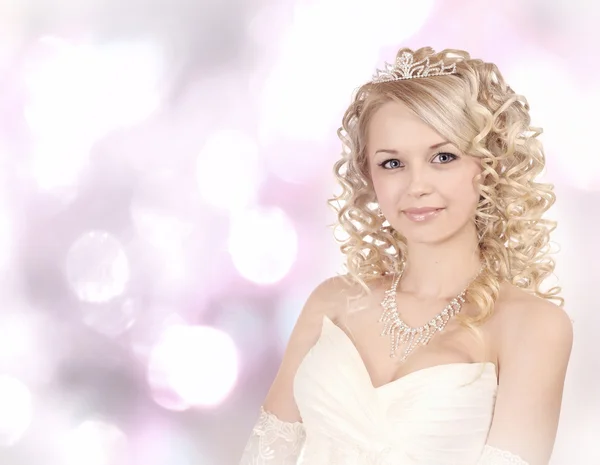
[321, 314, 498, 391]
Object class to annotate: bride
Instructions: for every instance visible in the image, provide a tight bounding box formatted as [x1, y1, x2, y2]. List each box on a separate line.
[238, 47, 573, 465]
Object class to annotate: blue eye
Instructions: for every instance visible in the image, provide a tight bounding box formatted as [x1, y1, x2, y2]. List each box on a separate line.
[378, 159, 403, 169]
[432, 152, 458, 164]
[377, 152, 458, 169]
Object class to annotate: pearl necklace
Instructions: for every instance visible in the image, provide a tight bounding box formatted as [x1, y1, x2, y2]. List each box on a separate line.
[379, 265, 484, 361]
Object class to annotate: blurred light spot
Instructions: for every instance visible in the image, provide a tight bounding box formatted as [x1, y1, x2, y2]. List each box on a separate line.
[129, 311, 188, 364]
[131, 201, 194, 250]
[133, 424, 199, 465]
[213, 303, 270, 370]
[196, 130, 263, 211]
[23, 35, 163, 193]
[81, 298, 137, 338]
[0, 310, 55, 384]
[148, 324, 239, 409]
[258, 0, 432, 142]
[264, 139, 327, 184]
[130, 197, 193, 285]
[129, 169, 213, 296]
[508, 50, 600, 190]
[130, 170, 196, 248]
[65, 231, 130, 303]
[63, 419, 128, 465]
[0, 375, 33, 446]
[28, 138, 90, 196]
[228, 206, 297, 285]
[25, 35, 163, 132]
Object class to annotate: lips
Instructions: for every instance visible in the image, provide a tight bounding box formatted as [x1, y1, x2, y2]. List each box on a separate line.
[402, 207, 444, 222]
[403, 207, 443, 214]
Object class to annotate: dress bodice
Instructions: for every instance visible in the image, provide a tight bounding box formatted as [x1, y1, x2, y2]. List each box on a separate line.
[292, 315, 498, 464]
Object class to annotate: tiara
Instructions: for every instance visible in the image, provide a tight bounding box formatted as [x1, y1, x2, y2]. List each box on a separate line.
[371, 51, 457, 83]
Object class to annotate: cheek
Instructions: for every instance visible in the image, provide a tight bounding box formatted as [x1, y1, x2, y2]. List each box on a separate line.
[448, 170, 481, 208]
[372, 173, 401, 198]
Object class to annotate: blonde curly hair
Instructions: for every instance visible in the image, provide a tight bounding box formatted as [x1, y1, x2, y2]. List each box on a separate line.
[328, 46, 562, 335]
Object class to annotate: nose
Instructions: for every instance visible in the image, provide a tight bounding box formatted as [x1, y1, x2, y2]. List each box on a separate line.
[406, 166, 433, 198]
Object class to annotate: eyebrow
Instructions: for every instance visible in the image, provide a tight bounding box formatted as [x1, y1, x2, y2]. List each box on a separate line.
[374, 140, 451, 156]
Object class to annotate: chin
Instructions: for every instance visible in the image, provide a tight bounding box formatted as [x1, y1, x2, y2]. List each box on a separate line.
[404, 233, 449, 245]
[400, 224, 463, 245]
[404, 224, 475, 246]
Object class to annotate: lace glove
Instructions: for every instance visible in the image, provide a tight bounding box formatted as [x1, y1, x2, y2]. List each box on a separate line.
[239, 407, 306, 465]
[477, 445, 530, 464]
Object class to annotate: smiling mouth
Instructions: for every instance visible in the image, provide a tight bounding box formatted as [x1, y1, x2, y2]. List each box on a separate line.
[403, 208, 444, 222]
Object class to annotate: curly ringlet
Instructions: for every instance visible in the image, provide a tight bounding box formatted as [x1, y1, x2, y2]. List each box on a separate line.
[327, 46, 562, 354]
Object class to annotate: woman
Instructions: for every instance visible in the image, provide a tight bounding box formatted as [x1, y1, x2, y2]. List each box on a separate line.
[238, 47, 573, 465]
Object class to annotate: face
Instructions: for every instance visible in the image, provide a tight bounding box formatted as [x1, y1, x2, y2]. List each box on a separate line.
[367, 100, 482, 245]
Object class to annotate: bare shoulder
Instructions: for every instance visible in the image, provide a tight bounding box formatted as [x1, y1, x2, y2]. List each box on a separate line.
[495, 283, 573, 365]
[485, 284, 573, 464]
[496, 284, 573, 339]
[303, 273, 381, 321]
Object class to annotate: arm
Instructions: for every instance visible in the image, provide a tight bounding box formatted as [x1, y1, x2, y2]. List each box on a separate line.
[239, 407, 305, 465]
[239, 276, 349, 464]
[477, 299, 573, 465]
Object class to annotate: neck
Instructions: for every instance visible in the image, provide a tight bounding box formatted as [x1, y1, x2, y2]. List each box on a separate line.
[398, 228, 482, 300]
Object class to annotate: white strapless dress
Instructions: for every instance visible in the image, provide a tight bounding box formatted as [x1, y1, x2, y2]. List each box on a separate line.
[293, 315, 498, 465]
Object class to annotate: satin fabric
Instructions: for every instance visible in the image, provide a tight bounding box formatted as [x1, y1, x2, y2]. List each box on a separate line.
[293, 315, 498, 465]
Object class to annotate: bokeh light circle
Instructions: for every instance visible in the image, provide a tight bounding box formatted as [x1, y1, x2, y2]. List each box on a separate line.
[0, 375, 33, 446]
[228, 206, 298, 285]
[148, 324, 239, 409]
[65, 230, 130, 303]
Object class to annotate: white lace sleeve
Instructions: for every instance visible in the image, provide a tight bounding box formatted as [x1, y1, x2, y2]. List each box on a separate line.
[239, 407, 306, 464]
[477, 445, 530, 464]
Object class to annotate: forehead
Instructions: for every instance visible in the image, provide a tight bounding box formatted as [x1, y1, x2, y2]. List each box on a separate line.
[367, 100, 444, 149]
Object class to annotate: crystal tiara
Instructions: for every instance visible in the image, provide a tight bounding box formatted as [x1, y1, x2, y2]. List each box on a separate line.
[371, 51, 457, 83]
